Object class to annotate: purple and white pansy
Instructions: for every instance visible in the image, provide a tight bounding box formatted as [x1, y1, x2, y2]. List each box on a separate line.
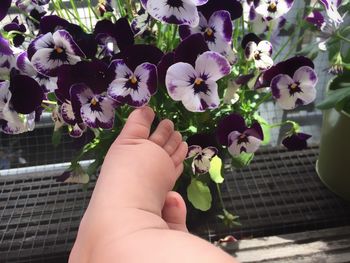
[70, 83, 116, 129]
[28, 30, 85, 77]
[186, 145, 218, 174]
[108, 60, 157, 108]
[179, 11, 237, 64]
[243, 34, 273, 71]
[282, 132, 312, 151]
[142, 0, 208, 27]
[319, 0, 343, 26]
[271, 66, 318, 110]
[254, 0, 294, 21]
[17, 51, 58, 92]
[166, 51, 231, 112]
[217, 113, 264, 157]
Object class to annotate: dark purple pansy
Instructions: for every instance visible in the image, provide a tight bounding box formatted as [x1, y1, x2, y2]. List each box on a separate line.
[55, 60, 112, 103]
[108, 59, 157, 108]
[179, 11, 236, 64]
[198, 0, 243, 21]
[40, 15, 98, 59]
[70, 83, 116, 129]
[282, 132, 311, 151]
[186, 145, 218, 174]
[271, 66, 318, 110]
[255, 56, 315, 89]
[254, 0, 294, 21]
[0, 74, 44, 134]
[113, 44, 163, 72]
[166, 51, 230, 112]
[17, 51, 58, 92]
[28, 30, 85, 77]
[0, 0, 12, 22]
[94, 18, 134, 55]
[216, 113, 263, 156]
[143, 0, 208, 27]
[3, 17, 26, 47]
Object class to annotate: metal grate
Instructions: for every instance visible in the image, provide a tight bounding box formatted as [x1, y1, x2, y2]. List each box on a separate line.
[1, 146, 350, 262]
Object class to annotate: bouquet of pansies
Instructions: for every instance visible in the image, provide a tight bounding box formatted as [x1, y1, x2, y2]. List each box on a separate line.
[1, 0, 348, 226]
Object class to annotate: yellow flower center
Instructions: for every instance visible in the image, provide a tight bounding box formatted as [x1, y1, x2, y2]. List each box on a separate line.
[290, 83, 298, 90]
[195, 78, 203, 85]
[91, 97, 98, 106]
[55, 47, 64, 53]
[205, 28, 213, 36]
[130, 76, 138, 84]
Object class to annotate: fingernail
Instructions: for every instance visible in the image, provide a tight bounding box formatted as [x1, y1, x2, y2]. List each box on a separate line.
[166, 197, 178, 207]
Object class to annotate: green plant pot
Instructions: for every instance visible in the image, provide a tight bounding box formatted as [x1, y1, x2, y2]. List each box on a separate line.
[317, 109, 350, 201]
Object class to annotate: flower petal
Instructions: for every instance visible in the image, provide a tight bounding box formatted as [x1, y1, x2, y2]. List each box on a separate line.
[227, 131, 242, 156]
[60, 102, 76, 125]
[186, 145, 202, 159]
[31, 48, 66, 77]
[193, 155, 211, 174]
[255, 53, 273, 71]
[209, 10, 233, 43]
[293, 66, 318, 87]
[216, 113, 247, 146]
[69, 123, 85, 138]
[184, 79, 219, 111]
[282, 132, 312, 151]
[0, 0, 12, 21]
[271, 74, 298, 110]
[198, 0, 243, 21]
[10, 75, 44, 114]
[28, 32, 54, 60]
[245, 41, 257, 60]
[178, 11, 206, 40]
[258, 40, 273, 56]
[0, 34, 13, 56]
[166, 62, 197, 101]
[195, 51, 231, 81]
[202, 146, 218, 159]
[53, 30, 85, 57]
[147, 0, 200, 26]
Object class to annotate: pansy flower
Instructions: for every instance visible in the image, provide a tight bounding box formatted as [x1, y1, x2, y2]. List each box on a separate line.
[16, 0, 49, 13]
[94, 18, 134, 56]
[166, 51, 231, 112]
[186, 145, 218, 174]
[131, 10, 151, 36]
[70, 83, 116, 129]
[17, 51, 58, 92]
[217, 113, 264, 156]
[0, 35, 15, 78]
[56, 165, 89, 184]
[0, 0, 12, 22]
[179, 11, 237, 64]
[142, 0, 208, 27]
[198, 0, 243, 21]
[108, 60, 157, 108]
[271, 66, 318, 110]
[3, 17, 26, 47]
[0, 74, 44, 134]
[255, 56, 315, 89]
[282, 132, 312, 151]
[254, 0, 294, 21]
[95, 0, 114, 17]
[242, 33, 273, 71]
[28, 30, 85, 77]
[319, 0, 343, 26]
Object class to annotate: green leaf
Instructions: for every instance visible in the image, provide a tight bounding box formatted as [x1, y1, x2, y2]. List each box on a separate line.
[52, 129, 62, 147]
[231, 152, 254, 169]
[187, 179, 212, 211]
[209, 156, 224, 184]
[317, 87, 350, 110]
[254, 115, 271, 145]
[86, 159, 101, 177]
[47, 92, 57, 102]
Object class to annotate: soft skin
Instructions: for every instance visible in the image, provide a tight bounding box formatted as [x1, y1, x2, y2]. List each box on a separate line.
[69, 106, 239, 263]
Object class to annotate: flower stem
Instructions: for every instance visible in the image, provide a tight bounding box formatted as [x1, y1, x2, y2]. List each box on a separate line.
[216, 183, 226, 211]
[254, 92, 272, 110]
[337, 33, 350, 44]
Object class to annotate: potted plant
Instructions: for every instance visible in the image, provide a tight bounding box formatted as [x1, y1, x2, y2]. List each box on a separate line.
[0, 0, 329, 226]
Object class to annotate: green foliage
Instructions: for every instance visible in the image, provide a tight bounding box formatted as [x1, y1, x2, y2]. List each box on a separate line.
[209, 156, 224, 184]
[187, 179, 212, 211]
[254, 115, 271, 145]
[231, 152, 255, 169]
[317, 70, 350, 114]
[52, 129, 62, 147]
[217, 209, 241, 228]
